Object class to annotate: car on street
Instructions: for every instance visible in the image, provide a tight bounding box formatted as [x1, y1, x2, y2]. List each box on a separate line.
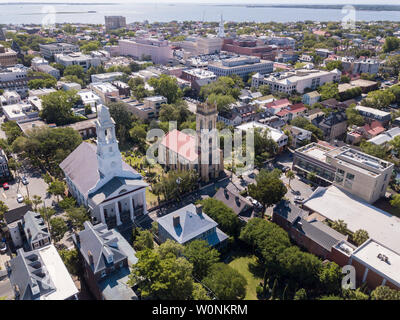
[21, 176, 28, 185]
[294, 196, 304, 203]
[17, 193, 24, 203]
[0, 241, 7, 254]
[2, 183, 9, 190]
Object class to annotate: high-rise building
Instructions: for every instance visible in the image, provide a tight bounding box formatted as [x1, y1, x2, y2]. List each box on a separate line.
[105, 16, 127, 31]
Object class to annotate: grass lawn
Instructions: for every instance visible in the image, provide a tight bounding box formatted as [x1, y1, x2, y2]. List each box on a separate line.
[228, 254, 263, 300]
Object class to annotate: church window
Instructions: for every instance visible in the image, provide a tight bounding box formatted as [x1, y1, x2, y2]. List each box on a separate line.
[209, 121, 212, 130]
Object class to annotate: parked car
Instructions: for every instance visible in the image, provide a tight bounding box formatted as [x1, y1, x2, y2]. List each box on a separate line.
[0, 241, 7, 254]
[2, 183, 9, 190]
[17, 194, 24, 203]
[294, 196, 304, 203]
[21, 176, 29, 185]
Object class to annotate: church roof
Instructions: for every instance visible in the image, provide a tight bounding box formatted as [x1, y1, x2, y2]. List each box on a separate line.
[59, 142, 141, 200]
[160, 129, 198, 162]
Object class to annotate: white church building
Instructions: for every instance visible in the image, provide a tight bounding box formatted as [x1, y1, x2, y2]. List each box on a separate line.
[60, 104, 148, 229]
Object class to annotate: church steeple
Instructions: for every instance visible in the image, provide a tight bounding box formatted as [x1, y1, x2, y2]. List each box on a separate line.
[95, 104, 123, 178]
[218, 14, 225, 38]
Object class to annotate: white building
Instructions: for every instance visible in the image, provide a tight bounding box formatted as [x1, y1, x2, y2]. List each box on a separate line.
[0, 65, 29, 97]
[55, 52, 101, 71]
[91, 72, 124, 83]
[88, 82, 119, 104]
[31, 57, 60, 79]
[208, 56, 274, 79]
[39, 42, 79, 60]
[60, 105, 149, 229]
[253, 68, 341, 94]
[119, 38, 173, 65]
[77, 89, 102, 109]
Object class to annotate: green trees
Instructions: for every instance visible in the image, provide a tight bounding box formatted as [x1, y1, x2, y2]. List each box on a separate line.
[390, 194, 400, 212]
[128, 242, 194, 300]
[294, 288, 307, 300]
[0, 201, 9, 223]
[158, 100, 194, 129]
[330, 219, 348, 236]
[240, 218, 291, 269]
[58, 249, 81, 276]
[325, 60, 343, 71]
[318, 262, 342, 295]
[153, 170, 198, 202]
[128, 77, 149, 100]
[66, 206, 89, 231]
[80, 40, 101, 53]
[248, 169, 287, 218]
[353, 229, 369, 246]
[206, 93, 235, 113]
[346, 106, 365, 126]
[318, 82, 339, 101]
[49, 217, 68, 242]
[360, 141, 388, 160]
[258, 84, 271, 96]
[148, 74, 182, 104]
[133, 229, 154, 251]
[47, 179, 65, 202]
[184, 240, 220, 279]
[290, 117, 323, 140]
[63, 65, 85, 83]
[285, 170, 295, 189]
[199, 198, 242, 238]
[389, 135, 400, 155]
[28, 77, 57, 89]
[12, 125, 83, 175]
[199, 76, 241, 103]
[1, 121, 23, 144]
[202, 263, 247, 300]
[107, 102, 135, 145]
[383, 36, 400, 53]
[370, 286, 400, 300]
[362, 90, 395, 109]
[40, 90, 81, 125]
[254, 128, 278, 166]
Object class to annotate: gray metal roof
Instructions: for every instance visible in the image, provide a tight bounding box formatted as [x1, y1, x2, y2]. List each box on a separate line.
[293, 218, 347, 251]
[214, 187, 253, 216]
[273, 200, 305, 224]
[97, 266, 138, 300]
[157, 204, 223, 244]
[23, 211, 50, 243]
[9, 248, 56, 300]
[74, 221, 136, 275]
[59, 142, 142, 200]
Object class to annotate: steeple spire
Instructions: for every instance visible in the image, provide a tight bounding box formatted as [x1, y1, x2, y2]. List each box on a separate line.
[218, 14, 225, 38]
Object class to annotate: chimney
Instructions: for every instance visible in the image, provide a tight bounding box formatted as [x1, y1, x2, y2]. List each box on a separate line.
[173, 214, 180, 227]
[27, 228, 32, 239]
[75, 233, 80, 245]
[195, 204, 203, 215]
[88, 250, 94, 265]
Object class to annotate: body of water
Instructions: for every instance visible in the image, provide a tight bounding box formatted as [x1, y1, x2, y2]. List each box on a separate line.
[1, 3, 400, 25]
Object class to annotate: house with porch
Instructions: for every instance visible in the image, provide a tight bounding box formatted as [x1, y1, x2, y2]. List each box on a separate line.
[60, 105, 148, 229]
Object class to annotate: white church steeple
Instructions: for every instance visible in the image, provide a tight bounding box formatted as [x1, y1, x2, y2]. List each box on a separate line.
[218, 14, 225, 38]
[95, 104, 123, 178]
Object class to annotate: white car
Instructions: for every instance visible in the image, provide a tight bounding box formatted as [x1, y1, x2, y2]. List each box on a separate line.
[17, 194, 24, 203]
[294, 196, 304, 203]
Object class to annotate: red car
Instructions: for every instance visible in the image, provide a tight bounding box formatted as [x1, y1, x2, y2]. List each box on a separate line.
[2, 183, 9, 190]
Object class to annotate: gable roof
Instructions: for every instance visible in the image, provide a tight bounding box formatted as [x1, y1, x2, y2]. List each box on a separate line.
[59, 142, 140, 199]
[214, 187, 253, 216]
[23, 211, 50, 243]
[273, 200, 306, 224]
[160, 129, 198, 162]
[4, 205, 32, 225]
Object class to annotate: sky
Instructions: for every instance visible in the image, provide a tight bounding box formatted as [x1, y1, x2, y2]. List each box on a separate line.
[0, 0, 399, 4]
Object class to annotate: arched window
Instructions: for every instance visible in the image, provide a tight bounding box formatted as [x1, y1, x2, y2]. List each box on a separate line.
[200, 120, 203, 130]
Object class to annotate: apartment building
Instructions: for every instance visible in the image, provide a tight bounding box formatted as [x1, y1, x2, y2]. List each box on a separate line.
[355, 105, 391, 125]
[39, 42, 79, 60]
[0, 44, 17, 67]
[104, 16, 126, 31]
[91, 72, 124, 83]
[31, 57, 60, 79]
[88, 82, 119, 104]
[180, 68, 216, 93]
[253, 68, 341, 94]
[119, 38, 173, 65]
[293, 142, 394, 203]
[222, 38, 276, 61]
[302, 91, 321, 106]
[55, 52, 101, 71]
[208, 56, 273, 80]
[0, 65, 29, 97]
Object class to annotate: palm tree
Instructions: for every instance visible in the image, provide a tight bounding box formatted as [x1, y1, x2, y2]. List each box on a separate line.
[32, 195, 43, 211]
[331, 219, 348, 236]
[0, 201, 9, 224]
[285, 170, 295, 189]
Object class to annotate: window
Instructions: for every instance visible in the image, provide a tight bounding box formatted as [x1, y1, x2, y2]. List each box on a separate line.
[101, 270, 107, 278]
[346, 173, 355, 181]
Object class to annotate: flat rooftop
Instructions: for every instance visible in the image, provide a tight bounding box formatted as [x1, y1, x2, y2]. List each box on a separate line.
[296, 142, 335, 162]
[352, 239, 400, 288]
[303, 186, 400, 254]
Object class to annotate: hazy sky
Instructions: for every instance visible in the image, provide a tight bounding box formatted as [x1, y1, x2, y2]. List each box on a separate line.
[0, 0, 399, 4]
